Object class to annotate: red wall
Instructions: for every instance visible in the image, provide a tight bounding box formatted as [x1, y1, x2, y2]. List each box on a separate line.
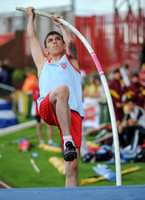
[75, 9, 145, 74]
[0, 31, 34, 70]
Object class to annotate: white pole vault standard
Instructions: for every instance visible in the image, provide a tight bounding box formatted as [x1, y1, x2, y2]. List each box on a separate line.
[16, 7, 122, 186]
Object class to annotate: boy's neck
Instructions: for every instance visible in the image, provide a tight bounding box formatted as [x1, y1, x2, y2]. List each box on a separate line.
[50, 52, 65, 63]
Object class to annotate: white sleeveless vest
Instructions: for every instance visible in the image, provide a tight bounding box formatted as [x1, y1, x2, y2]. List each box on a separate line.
[37, 54, 84, 118]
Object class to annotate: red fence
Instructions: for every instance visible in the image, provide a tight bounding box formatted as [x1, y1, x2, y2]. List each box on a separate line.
[0, 33, 15, 46]
[75, 9, 145, 74]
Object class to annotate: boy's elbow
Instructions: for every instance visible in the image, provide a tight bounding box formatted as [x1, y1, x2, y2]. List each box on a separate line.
[67, 38, 76, 49]
[27, 33, 37, 41]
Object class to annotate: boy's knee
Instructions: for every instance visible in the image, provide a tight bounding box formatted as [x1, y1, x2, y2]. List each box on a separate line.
[60, 85, 69, 94]
[57, 85, 69, 99]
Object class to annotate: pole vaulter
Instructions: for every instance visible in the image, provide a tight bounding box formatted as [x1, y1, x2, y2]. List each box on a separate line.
[16, 7, 122, 186]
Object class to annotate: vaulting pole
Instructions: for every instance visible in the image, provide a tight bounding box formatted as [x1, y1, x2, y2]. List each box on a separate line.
[16, 6, 122, 186]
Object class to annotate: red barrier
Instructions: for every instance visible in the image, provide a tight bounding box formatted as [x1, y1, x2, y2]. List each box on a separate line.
[75, 9, 145, 74]
[0, 33, 15, 46]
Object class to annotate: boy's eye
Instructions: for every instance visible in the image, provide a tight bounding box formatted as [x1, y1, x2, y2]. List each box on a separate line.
[48, 39, 52, 43]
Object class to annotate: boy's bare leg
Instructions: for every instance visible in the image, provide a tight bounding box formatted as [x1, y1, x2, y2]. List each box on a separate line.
[47, 125, 58, 146]
[47, 125, 53, 141]
[37, 122, 43, 140]
[65, 149, 79, 187]
[49, 85, 71, 136]
[49, 85, 77, 161]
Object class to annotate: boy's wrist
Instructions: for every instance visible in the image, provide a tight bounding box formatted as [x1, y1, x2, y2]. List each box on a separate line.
[28, 14, 35, 20]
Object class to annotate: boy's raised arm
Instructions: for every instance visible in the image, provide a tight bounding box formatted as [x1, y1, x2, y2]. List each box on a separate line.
[26, 7, 46, 72]
[51, 14, 78, 60]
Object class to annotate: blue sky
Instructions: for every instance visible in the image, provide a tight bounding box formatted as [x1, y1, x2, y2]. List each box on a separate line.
[0, 0, 144, 15]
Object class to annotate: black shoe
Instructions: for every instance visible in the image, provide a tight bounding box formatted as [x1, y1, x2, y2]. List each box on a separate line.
[64, 141, 77, 161]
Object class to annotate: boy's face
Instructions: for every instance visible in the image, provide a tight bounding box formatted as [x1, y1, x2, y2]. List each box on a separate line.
[45, 34, 65, 56]
[127, 101, 135, 111]
[89, 77, 94, 84]
[131, 76, 139, 83]
[114, 72, 121, 80]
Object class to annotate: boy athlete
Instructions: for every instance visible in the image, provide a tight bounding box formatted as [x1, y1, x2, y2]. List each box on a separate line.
[25, 7, 84, 187]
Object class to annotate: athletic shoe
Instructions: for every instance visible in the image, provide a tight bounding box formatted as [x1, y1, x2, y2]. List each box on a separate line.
[39, 140, 44, 145]
[64, 141, 77, 161]
[48, 141, 59, 147]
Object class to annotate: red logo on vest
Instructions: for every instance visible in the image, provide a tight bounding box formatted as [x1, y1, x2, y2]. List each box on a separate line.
[60, 62, 67, 69]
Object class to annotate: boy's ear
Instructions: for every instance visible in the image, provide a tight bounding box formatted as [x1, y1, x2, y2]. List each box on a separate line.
[63, 43, 67, 52]
[64, 43, 66, 49]
[43, 48, 49, 58]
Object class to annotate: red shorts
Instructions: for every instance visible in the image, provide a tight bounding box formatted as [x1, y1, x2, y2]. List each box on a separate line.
[39, 93, 82, 151]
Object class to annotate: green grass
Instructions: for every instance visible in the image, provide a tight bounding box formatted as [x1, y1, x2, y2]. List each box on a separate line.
[0, 118, 145, 188]
[15, 113, 35, 123]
